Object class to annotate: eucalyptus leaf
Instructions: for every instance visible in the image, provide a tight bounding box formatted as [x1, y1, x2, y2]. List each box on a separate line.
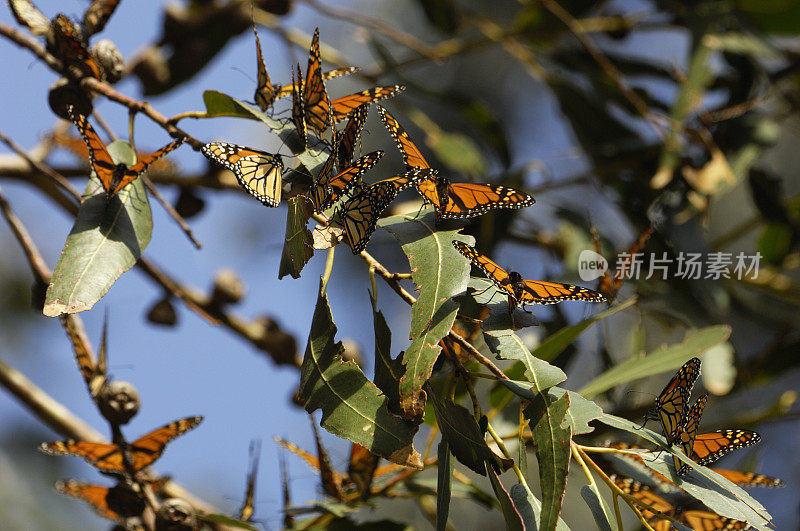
[279, 196, 314, 279]
[487, 465, 525, 531]
[579, 486, 613, 531]
[436, 440, 453, 531]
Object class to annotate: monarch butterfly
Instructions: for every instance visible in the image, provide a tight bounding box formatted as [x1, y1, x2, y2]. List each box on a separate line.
[692, 429, 761, 466]
[335, 169, 430, 253]
[253, 24, 279, 111]
[82, 0, 121, 36]
[55, 481, 123, 522]
[377, 106, 535, 220]
[611, 475, 674, 529]
[650, 357, 702, 444]
[68, 106, 183, 198]
[274, 67, 359, 100]
[59, 314, 107, 398]
[331, 85, 405, 122]
[55, 477, 169, 521]
[48, 14, 102, 79]
[8, 0, 50, 36]
[239, 440, 261, 522]
[314, 152, 384, 213]
[673, 393, 708, 476]
[713, 469, 785, 488]
[348, 443, 380, 500]
[452, 240, 606, 312]
[291, 65, 307, 150]
[39, 416, 203, 473]
[303, 28, 331, 135]
[201, 143, 283, 207]
[681, 511, 749, 530]
[338, 104, 369, 170]
[596, 225, 653, 302]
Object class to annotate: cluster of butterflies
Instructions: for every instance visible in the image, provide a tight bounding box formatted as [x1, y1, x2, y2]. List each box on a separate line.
[201, 26, 545, 254]
[38, 316, 203, 526]
[9, 0, 122, 81]
[607, 357, 784, 529]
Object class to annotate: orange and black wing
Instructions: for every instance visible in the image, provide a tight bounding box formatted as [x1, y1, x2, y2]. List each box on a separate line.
[338, 104, 369, 170]
[336, 180, 400, 254]
[59, 314, 106, 397]
[275, 66, 359, 99]
[377, 105, 430, 169]
[348, 443, 380, 499]
[67, 105, 116, 195]
[40, 440, 123, 472]
[654, 357, 701, 443]
[713, 469, 785, 488]
[55, 480, 119, 521]
[82, 0, 121, 36]
[303, 28, 331, 135]
[127, 416, 203, 471]
[115, 138, 183, 195]
[692, 430, 761, 466]
[331, 85, 405, 122]
[49, 15, 102, 79]
[291, 65, 307, 150]
[438, 182, 535, 219]
[317, 151, 384, 212]
[519, 279, 606, 305]
[202, 143, 283, 207]
[673, 393, 708, 476]
[452, 241, 514, 296]
[611, 476, 674, 526]
[253, 24, 278, 111]
[311, 128, 340, 213]
[681, 510, 748, 530]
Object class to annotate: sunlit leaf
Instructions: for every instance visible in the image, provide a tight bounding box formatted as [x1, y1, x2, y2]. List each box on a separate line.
[44, 141, 152, 317]
[549, 388, 602, 435]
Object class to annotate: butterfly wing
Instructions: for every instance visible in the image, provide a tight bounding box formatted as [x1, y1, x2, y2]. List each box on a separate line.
[338, 104, 369, 170]
[303, 28, 331, 135]
[311, 129, 340, 213]
[8, 0, 50, 36]
[336, 180, 399, 254]
[113, 138, 183, 195]
[55, 481, 119, 521]
[681, 511, 748, 530]
[275, 66, 359, 99]
[68, 106, 116, 195]
[202, 143, 283, 207]
[377, 105, 430, 169]
[611, 476, 674, 524]
[692, 429, 761, 466]
[654, 357, 701, 443]
[60, 315, 106, 397]
[127, 416, 203, 471]
[40, 440, 123, 471]
[317, 151, 384, 212]
[291, 65, 307, 150]
[49, 15, 102, 79]
[673, 393, 708, 475]
[452, 241, 515, 297]
[519, 279, 606, 305]
[712, 469, 785, 488]
[331, 85, 405, 122]
[82, 0, 121, 36]
[253, 24, 277, 111]
[437, 182, 535, 219]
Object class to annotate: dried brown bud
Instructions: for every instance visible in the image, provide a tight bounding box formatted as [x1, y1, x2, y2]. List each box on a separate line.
[174, 189, 205, 219]
[146, 297, 178, 326]
[252, 316, 298, 366]
[48, 78, 92, 119]
[92, 39, 125, 83]
[156, 498, 196, 531]
[98, 381, 140, 425]
[130, 46, 170, 93]
[106, 482, 146, 519]
[210, 269, 245, 306]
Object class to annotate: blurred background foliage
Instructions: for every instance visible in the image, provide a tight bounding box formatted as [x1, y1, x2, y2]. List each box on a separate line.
[2, 0, 800, 529]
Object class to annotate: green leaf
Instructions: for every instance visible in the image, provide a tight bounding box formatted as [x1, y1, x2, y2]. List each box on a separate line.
[578, 325, 731, 399]
[202, 90, 258, 120]
[427, 387, 511, 475]
[298, 280, 422, 469]
[43, 141, 152, 317]
[196, 514, 258, 530]
[531, 297, 637, 362]
[486, 466, 525, 531]
[279, 196, 314, 279]
[372, 303, 404, 415]
[508, 483, 572, 531]
[549, 387, 602, 435]
[526, 392, 572, 531]
[485, 328, 567, 389]
[739, 0, 800, 34]
[597, 414, 773, 530]
[758, 223, 792, 264]
[436, 440, 453, 531]
[499, 378, 566, 402]
[380, 211, 470, 418]
[579, 485, 614, 531]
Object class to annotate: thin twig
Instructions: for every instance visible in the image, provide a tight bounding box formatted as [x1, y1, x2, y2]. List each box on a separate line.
[141, 175, 203, 249]
[0, 130, 82, 201]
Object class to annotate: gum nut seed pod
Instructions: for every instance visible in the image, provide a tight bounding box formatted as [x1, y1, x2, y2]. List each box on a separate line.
[98, 381, 140, 425]
[106, 482, 146, 518]
[174, 189, 205, 219]
[210, 269, 245, 306]
[91, 39, 125, 83]
[146, 297, 178, 326]
[48, 78, 92, 119]
[156, 498, 196, 531]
